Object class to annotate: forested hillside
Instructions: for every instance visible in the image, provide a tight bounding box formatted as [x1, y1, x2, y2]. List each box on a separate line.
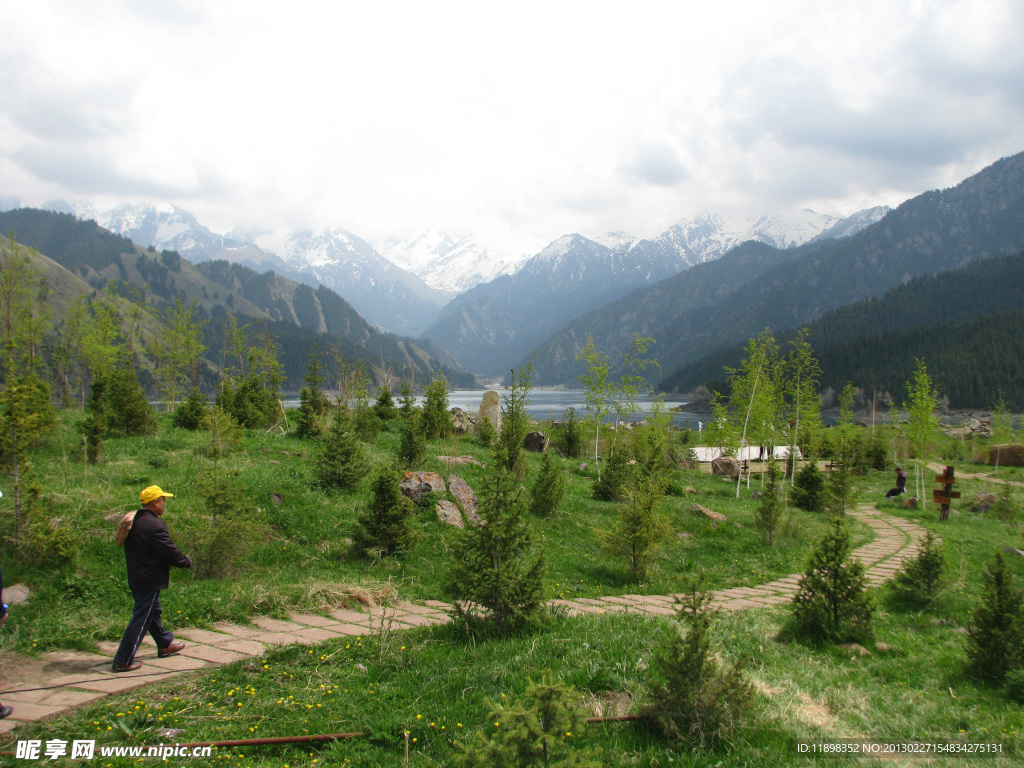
[661, 252, 1024, 408]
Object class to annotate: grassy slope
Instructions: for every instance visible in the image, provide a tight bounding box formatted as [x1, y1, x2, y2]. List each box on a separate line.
[2, 414, 1024, 766]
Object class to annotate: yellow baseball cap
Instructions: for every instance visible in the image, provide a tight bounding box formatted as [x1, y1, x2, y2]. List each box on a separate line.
[140, 485, 174, 504]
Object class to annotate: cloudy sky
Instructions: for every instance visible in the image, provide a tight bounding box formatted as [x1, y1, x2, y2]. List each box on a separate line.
[2, 0, 1023, 253]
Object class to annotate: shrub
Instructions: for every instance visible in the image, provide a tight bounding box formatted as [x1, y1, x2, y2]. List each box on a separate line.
[645, 583, 755, 746]
[172, 387, 209, 431]
[791, 518, 873, 643]
[90, 368, 156, 438]
[529, 451, 566, 518]
[456, 671, 602, 767]
[23, 514, 77, 571]
[352, 467, 418, 559]
[206, 406, 244, 459]
[448, 464, 547, 637]
[891, 530, 945, 606]
[792, 462, 826, 513]
[965, 553, 1024, 682]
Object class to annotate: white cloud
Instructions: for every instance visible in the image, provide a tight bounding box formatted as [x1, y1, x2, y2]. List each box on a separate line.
[1, 0, 1023, 252]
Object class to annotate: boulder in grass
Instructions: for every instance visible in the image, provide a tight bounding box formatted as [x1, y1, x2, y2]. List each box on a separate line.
[436, 500, 464, 528]
[711, 456, 740, 479]
[400, 471, 446, 504]
[524, 431, 548, 453]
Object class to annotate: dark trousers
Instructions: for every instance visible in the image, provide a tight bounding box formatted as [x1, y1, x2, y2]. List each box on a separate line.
[113, 590, 174, 666]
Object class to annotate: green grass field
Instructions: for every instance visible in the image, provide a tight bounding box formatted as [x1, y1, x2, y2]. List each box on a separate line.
[2, 411, 1024, 766]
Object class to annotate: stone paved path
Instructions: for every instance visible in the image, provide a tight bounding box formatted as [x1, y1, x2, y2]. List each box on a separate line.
[0, 505, 924, 735]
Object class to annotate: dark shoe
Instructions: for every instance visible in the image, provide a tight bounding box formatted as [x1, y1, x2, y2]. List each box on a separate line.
[111, 661, 141, 673]
[0, 705, 12, 719]
[158, 641, 185, 658]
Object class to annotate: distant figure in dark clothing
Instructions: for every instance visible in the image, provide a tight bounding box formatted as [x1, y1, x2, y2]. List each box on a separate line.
[1, 564, 12, 719]
[885, 467, 908, 499]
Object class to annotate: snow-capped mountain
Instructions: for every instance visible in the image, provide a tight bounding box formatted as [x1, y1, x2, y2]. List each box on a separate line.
[227, 227, 447, 336]
[381, 229, 538, 297]
[595, 208, 889, 271]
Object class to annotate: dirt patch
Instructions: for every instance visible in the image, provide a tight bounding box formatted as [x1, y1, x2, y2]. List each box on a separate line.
[794, 693, 836, 729]
[581, 690, 633, 719]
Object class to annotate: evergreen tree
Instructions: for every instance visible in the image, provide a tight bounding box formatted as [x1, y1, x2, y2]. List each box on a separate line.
[448, 462, 547, 637]
[398, 410, 426, 468]
[353, 466, 418, 558]
[792, 461, 827, 513]
[791, 517, 873, 643]
[456, 671, 602, 768]
[315, 408, 368, 491]
[422, 371, 451, 439]
[93, 367, 157, 438]
[476, 415, 496, 447]
[191, 465, 268, 579]
[965, 553, 1024, 682]
[596, 476, 671, 582]
[554, 406, 585, 458]
[172, 387, 209, 431]
[529, 451, 566, 518]
[754, 458, 783, 544]
[0, 238, 57, 549]
[494, 362, 534, 478]
[592, 446, 632, 502]
[892, 530, 945, 606]
[373, 385, 398, 422]
[353, 403, 382, 442]
[398, 380, 417, 419]
[646, 583, 755, 746]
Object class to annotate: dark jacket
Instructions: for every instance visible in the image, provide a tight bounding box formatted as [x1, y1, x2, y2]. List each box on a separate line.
[123, 508, 191, 592]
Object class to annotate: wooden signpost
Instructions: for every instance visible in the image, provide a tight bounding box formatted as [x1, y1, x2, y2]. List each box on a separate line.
[932, 465, 960, 522]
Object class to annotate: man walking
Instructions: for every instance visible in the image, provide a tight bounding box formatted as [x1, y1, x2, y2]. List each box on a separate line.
[112, 485, 192, 673]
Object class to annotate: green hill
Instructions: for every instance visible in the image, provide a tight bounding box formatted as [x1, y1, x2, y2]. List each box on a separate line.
[0, 209, 470, 390]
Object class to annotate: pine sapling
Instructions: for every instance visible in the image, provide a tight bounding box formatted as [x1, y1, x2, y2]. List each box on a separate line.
[966, 553, 1024, 682]
[791, 517, 874, 643]
[530, 451, 566, 518]
[892, 530, 945, 606]
[353, 466, 418, 558]
[645, 581, 755, 746]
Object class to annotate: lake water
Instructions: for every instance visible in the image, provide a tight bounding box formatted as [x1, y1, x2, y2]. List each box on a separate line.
[284, 388, 715, 429]
[445, 389, 714, 430]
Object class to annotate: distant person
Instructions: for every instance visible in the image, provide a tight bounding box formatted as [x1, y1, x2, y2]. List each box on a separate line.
[698, 420, 703, 434]
[885, 467, 908, 500]
[1, 562, 12, 719]
[112, 485, 192, 673]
